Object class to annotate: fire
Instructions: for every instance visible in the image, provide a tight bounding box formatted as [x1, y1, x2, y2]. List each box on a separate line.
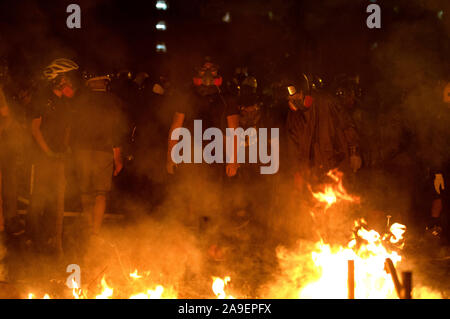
[71, 277, 85, 299]
[129, 269, 142, 279]
[24, 169, 444, 299]
[95, 276, 114, 299]
[129, 285, 165, 299]
[311, 169, 360, 210]
[28, 293, 51, 299]
[212, 276, 234, 299]
[262, 169, 443, 299]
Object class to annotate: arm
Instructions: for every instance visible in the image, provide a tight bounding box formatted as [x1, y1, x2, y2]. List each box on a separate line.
[31, 117, 52, 156]
[113, 147, 123, 176]
[226, 114, 240, 177]
[166, 112, 185, 174]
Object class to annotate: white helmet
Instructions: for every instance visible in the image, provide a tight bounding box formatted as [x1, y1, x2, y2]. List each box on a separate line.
[43, 58, 79, 80]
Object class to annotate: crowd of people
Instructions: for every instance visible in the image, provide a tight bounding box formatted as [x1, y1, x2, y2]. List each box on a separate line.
[0, 55, 449, 261]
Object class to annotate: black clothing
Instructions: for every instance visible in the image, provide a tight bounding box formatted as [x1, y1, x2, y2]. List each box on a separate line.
[174, 89, 239, 132]
[29, 88, 73, 154]
[71, 90, 127, 152]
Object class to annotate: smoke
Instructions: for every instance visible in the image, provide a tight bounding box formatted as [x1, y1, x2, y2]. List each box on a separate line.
[0, 236, 6, 282]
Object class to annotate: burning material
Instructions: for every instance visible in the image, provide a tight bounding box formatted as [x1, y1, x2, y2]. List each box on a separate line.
[212, 276, 234, 299]
[95, 276, 114, 299]
[23, 169, 444, 299]
[310, 169, 360, 210]
[261, 169, 443, 299]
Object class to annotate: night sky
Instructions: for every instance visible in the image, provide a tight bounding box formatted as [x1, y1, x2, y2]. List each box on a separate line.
[0, 0, 448, 86]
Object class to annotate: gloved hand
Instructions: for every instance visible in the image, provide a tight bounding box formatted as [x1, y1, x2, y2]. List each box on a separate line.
[434, 173, 445, 194]
[350, 155, 362, 173]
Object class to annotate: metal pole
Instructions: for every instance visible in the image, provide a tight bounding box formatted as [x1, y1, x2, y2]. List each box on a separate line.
[402, 271, 412, 299]
[348, 260, 355, 299]
[385, 258, 403, 299]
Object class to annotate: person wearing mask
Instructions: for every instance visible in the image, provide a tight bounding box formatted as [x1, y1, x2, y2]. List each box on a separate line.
[71, 75, 126, 240]
[27, 58, 80, 255]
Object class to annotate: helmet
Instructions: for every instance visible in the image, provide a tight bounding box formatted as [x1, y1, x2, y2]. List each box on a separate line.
[285, 73, 311, 98]
[86, 76, 111, 92]
[43, 58, 79, 80]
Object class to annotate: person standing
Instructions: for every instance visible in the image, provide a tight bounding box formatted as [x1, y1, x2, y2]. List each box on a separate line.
[27, 58, 80, 254]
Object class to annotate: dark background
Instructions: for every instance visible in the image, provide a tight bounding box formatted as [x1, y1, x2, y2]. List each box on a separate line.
[0, 0, 448, 87]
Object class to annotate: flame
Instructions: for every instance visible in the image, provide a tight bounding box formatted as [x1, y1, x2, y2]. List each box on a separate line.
[95, 276, 114, 299]
[129, 285, 165, 299]
[263, 169, 442, 299]
[71, 277, 85, 299]
[212, 276, 234, 299]
[130, 269, 142, 279]
[389, 223, 406, 245]
[28, 293, 52, 299]
[311, 169, 360, 210]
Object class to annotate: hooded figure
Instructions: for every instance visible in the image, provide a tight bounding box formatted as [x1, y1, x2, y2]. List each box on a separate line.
[285, 75, 361, 186]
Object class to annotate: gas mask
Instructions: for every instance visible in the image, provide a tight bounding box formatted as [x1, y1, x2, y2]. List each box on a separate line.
[193, 62, 222, 96]
[287, 85, 313, 112]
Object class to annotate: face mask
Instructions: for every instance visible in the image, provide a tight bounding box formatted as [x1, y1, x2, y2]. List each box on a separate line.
[62, 84, 75, 98]
[193, 63, 222, 88]
[290, 96, 312, 112]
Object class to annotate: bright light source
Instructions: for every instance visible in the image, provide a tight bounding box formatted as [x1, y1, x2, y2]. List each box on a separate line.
[156, 42, 167, 53]
[222, 12, 231, 23]
[156, 21, 167, 30]
[156, 0, 168, 10]
[437, 10, 444, 20]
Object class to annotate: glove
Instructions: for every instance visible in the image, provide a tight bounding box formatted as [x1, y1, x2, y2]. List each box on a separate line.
[350, 155, 362, 173]
[434, 173, 445, 194]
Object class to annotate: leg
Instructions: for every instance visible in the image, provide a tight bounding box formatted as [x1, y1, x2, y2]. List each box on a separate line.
[54, 162, 66, 254]
[27, 161, 49, 246]
[0, 168, 4, 232]
[92, 193, 107, 235]
[3, 157, 18, 229]
[80, 193, 95, 233]
[90, 150, 113, 235]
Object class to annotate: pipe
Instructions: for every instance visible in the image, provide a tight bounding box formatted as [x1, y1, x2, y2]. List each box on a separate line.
[402, 271, 412, 299]
[385, 258, 402, 298]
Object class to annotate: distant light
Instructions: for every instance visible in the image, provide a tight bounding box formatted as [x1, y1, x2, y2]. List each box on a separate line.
[156, 0, 168, 10]
[156, 21, 167, 30]
[268, 11, 273, 20]
[222, 12, 231, 23]
[371, 42, 378, 50]
[156, 42, 167, 53]
[437, 10, 444, 20]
